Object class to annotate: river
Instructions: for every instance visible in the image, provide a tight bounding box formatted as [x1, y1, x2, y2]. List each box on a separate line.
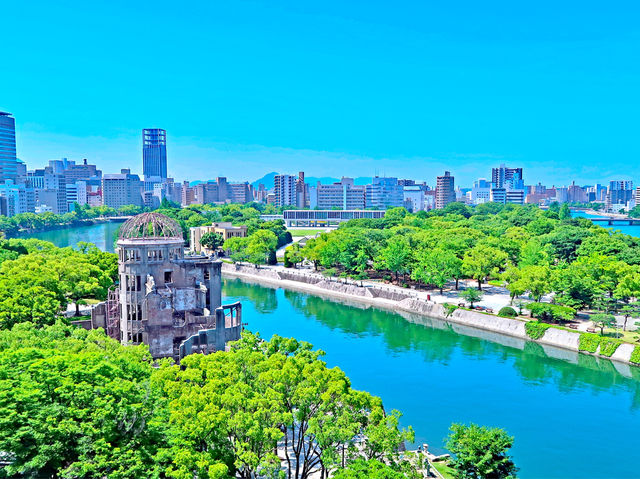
[224, 278, 640, 479]
[572, 209, 640, 237]
[13, 221, 122, 252]
[12, 220, 640, 478]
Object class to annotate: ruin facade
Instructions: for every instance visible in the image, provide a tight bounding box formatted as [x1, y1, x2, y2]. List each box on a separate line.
[91, 212, 241, 360]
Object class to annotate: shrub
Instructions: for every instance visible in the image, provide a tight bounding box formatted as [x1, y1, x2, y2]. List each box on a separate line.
[443, 303, 458, 318]
[579, 333, 601, 353]
[524, 321, 550, 340]
[631, 346, 640, 364]
[498, 306, 517, 318]
[599, 338, 622, 357]
[526, 302, 575, 322]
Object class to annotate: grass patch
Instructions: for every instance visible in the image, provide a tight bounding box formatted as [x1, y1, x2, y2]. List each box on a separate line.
[286, 229, 325, 237]
[579, 333, 601, 353]
[599, 338, 622, 357]
[524, 321, 551, 340]
[631, 346, 640, 364]
[431, 460, 456, 479]
[578, 333, 623, 357]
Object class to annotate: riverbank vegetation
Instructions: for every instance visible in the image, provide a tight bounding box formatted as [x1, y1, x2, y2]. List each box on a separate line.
[0, 200, 286, 238]
[0, 322, 425, 478]
[0, 238, 117, 325]
[295, 203, 640, 333]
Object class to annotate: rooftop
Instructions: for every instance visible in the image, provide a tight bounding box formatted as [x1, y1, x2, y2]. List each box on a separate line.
[118, 212, 183, 241]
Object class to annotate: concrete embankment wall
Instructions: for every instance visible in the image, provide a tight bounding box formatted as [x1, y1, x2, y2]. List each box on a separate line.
[222, 263, 637, 367]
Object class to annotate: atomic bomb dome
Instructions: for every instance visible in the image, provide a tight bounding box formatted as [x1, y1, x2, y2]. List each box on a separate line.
[118, 212, 183, 241]
[90, 211, 242, 360]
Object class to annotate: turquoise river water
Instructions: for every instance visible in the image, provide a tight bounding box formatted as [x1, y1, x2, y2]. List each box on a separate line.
[223, 278, 640, 479]
[12, 218, 640, 478]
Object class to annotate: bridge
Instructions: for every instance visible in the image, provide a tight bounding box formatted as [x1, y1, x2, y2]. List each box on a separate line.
[588, 217, 640, 225]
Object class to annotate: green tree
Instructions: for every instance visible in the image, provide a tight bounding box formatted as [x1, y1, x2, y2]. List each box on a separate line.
[591, 312, 617, 336]
[459, 288, 483, 308]
[517, 265, 552, 302]
[558, 203, 571, 221]
[411, 249, 461, 293]
[462, 245, 508, 290]
[200, 231, 225, 252]
[224, 236, 251, 263]
[375, 236, 411, 282]
[284, 243, 303, 268]
[333, 459, 405, 478]
[446, 423, 517, 479]
[0, 323, 166, 478]
[246, 229, 278, 267]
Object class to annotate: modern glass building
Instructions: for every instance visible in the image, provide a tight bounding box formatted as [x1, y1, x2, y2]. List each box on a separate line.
[142, 129, 167, 179]
[0, 112, 19, 183]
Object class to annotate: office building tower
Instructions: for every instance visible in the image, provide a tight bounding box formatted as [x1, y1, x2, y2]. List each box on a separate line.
[64, 159, 102, 183]
[470, 178, 492, 205]
[606, 180, 634, 212]
[435, 171, 456, 209]
[143, 129, 168, 179]
[492, 165, 524, 189]
[567, 181, 587, 203]
[403, 186, 425, 212]
[0, 180, 33, 216]
[274, 174, 298, 207]
[490, 188, 525, 205]
[295, 172, 308, 208]
[0, 112, 20, 183]
[310, 177, 366, 209]
[365, 177, 404, 210]
[102, 169, 143, 209]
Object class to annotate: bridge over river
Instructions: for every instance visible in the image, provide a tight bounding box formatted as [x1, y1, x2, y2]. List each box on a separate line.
[588, 217, 640, 225]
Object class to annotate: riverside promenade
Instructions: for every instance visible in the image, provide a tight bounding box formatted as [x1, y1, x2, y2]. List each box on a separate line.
[222, 262, 639, 368]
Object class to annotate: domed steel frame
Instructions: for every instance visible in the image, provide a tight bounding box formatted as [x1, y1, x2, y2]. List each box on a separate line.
[118, 212, 183, 240]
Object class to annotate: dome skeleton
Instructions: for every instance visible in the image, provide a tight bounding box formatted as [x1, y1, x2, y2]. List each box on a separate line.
[118, 212, 182, 240]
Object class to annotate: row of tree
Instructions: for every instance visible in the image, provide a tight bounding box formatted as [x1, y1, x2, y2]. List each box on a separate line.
[289, 203, 640, 322]
[0, 322, 517, 479]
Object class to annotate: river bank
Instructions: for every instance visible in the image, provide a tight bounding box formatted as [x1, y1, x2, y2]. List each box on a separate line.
[222, 263, 639, 368]
[5, 216, 130, 238]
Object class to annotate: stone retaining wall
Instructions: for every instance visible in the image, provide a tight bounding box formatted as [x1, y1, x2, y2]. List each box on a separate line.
[221, 263, 637, 367]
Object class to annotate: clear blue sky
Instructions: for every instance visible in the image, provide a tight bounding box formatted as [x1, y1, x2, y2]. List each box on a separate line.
[3, 0, 639, 186]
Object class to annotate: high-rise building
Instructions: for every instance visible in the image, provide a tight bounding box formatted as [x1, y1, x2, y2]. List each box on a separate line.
[309, 178, 366, 209]
[469, 178, 492, 205]
[435, 171, 455, 209]
[143, 129, 168, 179]
[606, 180, 634, 212]
[274, 174, 298, 207]
[365, 177, 404, 210]
[102, 169, 143, 209]
[0, 112, 20, 184]
[295, 172, 308, 208]
[492, 165, 524, 189]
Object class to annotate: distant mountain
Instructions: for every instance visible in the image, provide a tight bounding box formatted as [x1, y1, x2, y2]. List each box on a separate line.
[251, 173, 373, 190]
[251, 172, 279, 189]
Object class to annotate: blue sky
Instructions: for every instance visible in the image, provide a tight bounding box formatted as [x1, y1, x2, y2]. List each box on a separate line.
[2, 0, 639, 186]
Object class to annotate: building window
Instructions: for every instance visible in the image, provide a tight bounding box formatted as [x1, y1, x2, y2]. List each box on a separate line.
[164, 271, 172, 283]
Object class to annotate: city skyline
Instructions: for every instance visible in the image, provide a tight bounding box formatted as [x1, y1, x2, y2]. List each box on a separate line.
[3, 0, 640, 185]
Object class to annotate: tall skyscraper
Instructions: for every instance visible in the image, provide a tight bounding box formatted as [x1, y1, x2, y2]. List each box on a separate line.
[435, 171, 456, 209]
[365, 177, 404, 209]
[0, 112, 20, 183]
[492, 164, 524, 189]
[142, 129, 168, 179]
[274, 174, 297, 207]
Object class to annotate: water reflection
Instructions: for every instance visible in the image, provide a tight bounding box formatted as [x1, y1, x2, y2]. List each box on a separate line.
[224, 277, 279, 313]
[228, 278, 640, 407]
